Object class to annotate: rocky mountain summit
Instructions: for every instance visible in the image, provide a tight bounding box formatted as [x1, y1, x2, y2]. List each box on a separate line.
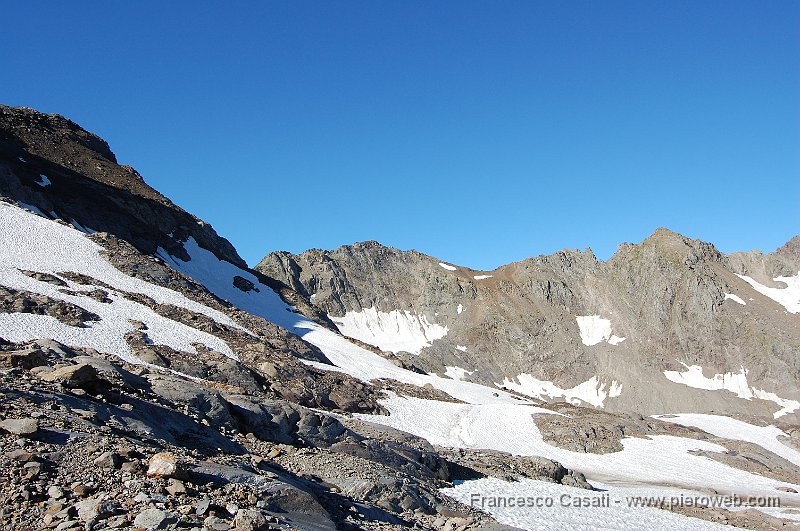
[1, 105, 800, 530]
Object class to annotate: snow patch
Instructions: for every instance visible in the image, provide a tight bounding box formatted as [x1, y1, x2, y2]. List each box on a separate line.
[473, 274, 493, 280]
[36, 174, 51, 187]
[724, 293, 746, 305]
[70, 219, 95, 235]
[498, 374, 623, 408]
[456, 345, 467, 352]
[663, 363, 800, 418]
[457, 304, 464, 314]
[608, 335, 626, 345]
[737, 272, 800, 313]
[438, 262, 457, 271]
[328, 307, 448, 355]
[444, 366, 472, 381]
[575, 315, 626, 346]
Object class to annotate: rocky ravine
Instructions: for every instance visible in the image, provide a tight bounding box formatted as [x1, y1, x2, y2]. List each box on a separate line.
[258, 233, 800, 423]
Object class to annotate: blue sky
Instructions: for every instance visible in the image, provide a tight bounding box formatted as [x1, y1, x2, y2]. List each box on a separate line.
[2, 2, 798, 269]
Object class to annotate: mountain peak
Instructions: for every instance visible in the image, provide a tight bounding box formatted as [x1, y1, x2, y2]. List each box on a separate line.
[775, 235, 800, 263]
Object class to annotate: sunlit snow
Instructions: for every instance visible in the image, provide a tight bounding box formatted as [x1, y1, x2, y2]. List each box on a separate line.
[328, 307, 448, 355]
[444, 366, 472, 381]
[356, 394, 800, 510]
[575, 315, 626, 346]
[724, 293, 746, 305]
[737, 272, 800, 314]
[438, 262, 457, 271]
[0, 203, 241, 361]
[498, 374, 623, 408]
[442, 477, 732, 531]
[151, 222, 800, 511]
[655, 413, 800, 467]
[663, 363, 800, 418]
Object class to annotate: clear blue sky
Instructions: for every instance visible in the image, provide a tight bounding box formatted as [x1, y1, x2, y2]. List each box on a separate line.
[3, 1, 798, 269]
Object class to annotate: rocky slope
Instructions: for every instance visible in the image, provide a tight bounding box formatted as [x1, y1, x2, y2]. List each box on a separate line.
[257, 232, 800, 423]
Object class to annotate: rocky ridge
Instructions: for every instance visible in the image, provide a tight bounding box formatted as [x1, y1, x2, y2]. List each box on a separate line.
[258, 231, 800, 423]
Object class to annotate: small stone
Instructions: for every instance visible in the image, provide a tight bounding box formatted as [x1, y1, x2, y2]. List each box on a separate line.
[72, 484, 94, 498]
[133, 508, 177, 530]
[121, 460, 143, 474]
[24, 461, 43, 477]
[165, 479, 186, 496]
[266, 447, 282, 459]
[93, 451, 122, 469]
[176, 504, 194, 515]
[203, 516, 232, 531]
[48, 485, 65, 499]
[195, 497, 211, 516]
[7, 449, 35, 462]
[0, 418, 39, 436]
[233, 509, 268, 531]
[147, 451, 182, 479]
[258, 362, 278, 378]
[73, 494, 118, 522]
[104, 515, 129, 529]
[72, 409, 98, 422]
[54, 520, 80, 531]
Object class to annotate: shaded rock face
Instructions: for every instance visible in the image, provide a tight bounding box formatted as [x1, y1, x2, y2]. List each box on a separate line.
[0, 104, 243, 269]
[258, 230, 800, 422]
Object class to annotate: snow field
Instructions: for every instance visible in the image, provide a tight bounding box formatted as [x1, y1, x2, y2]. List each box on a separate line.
[328, 307, 448, 355]
[0, 203, 245, 361]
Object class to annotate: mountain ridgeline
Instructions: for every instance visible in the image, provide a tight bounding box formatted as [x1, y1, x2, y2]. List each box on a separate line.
[258, 233, 800, 422]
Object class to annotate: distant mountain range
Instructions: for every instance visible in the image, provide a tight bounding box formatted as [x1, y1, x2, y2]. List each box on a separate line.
[259, 231, 800, 422]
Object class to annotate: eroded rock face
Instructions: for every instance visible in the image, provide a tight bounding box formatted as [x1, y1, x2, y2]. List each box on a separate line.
[257, 231, 800, 422]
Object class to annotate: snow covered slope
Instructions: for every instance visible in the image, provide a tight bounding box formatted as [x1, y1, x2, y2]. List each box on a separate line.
[0, 203, 241, 363]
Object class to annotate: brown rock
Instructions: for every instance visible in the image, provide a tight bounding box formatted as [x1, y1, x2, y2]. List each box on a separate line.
[39, 363, 100, 388]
